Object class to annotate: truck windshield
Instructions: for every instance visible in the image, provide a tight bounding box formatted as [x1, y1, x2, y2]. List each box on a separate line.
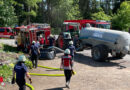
[96, 24, 110, 29]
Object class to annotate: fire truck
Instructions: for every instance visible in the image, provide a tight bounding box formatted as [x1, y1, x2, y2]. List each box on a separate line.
[64, 20, 111, 29]
[0, 27, 15, 39]
[16, 23, 56, 60]
[57, 20, 111, 49]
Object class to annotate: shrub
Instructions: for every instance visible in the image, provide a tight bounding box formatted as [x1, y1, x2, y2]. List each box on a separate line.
[0, 65, 12, 82]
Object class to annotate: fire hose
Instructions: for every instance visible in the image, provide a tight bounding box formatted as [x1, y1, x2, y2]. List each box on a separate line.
[26, 65, 76, 90]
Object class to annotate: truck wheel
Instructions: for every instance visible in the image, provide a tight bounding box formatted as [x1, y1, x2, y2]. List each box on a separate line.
[114, 53, 126, 59]
[10, 36, 14, 39]
[92, 45, 108, 61]
[47, 50, 56, 60]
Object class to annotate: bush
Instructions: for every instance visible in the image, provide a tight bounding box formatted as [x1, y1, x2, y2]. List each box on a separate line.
[25, 60, 33, 69]
[0, 65, 12, 82]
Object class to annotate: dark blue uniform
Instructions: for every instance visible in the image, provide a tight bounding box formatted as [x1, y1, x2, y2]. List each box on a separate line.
[48, 37, 55, 46]
[30, 44, 39, 68]
[68, 45, 75, 59]
[14, 62, 28, 90]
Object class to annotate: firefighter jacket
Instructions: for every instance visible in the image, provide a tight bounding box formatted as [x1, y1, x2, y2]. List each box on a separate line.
[61, 55, 74, 70]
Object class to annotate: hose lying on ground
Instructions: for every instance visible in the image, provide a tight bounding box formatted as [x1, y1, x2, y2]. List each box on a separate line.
[26, 83, 34, 90]
[26, 65, 76, 90]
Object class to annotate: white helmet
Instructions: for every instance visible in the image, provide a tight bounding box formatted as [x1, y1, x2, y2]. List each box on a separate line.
[86, 23, 91, 27]
[32, 41, 35, 44]
[64, 49, 70, 54]
[18, 55, 26, 62]
[69, 41, 73, 45]
[50, 34, 53, 37]
[40, 35, 42, 38]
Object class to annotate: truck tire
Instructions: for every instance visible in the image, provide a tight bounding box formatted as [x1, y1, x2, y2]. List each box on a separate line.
[92, 45, 108, 61]
[47, 50, 56, 60]
[114, 53, 126, 59]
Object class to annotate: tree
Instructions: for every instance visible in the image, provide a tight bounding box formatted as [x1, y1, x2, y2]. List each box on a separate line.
[91, 8, 111, 21]
[111, 1, 130, 31]
[14, 0, 42, 25]
[0, 0, 17, 27]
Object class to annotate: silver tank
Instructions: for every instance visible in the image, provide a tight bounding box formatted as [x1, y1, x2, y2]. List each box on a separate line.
[79, 27, 130, 54]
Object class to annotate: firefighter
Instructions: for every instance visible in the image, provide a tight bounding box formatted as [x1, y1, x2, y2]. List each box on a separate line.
[48, 34, 55, 46]
[29, 41, 40, 68]
[12, 55, 32, 90]
[16, 33, 22, 51]
[60, 49, 74, 88]
[39, 35, 44, 45]
[73, 35, 79, 48]
[68, 41, 76, 60]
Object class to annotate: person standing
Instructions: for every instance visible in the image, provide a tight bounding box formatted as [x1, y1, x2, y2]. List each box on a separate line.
[29, 41, 40, 68]
[60, 49, 74, 88]
[68, 41, 76, 60]
[12, 55, 32, 90]
[48, 34, 55, 46]
[73, 35, 79, 48]
[39, 35, 44, 45]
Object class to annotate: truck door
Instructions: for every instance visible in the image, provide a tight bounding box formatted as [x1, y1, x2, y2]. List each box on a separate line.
[6, 28, 12, 38]
[0, 28, 5, 38]
[29, 30, 37, 44]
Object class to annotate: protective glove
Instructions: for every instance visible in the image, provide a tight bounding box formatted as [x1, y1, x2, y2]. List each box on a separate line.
[71, 70, 75, 75]
[11, 77, 15, 84]
[29, 78, 32, 84]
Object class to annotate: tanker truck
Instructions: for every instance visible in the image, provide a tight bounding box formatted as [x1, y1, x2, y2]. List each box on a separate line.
[78, 24, 130, 61]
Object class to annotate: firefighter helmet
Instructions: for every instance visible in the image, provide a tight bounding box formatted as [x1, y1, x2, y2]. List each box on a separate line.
[18, 55, 26, 62]
[69, 41, 73, 45]
[32, 41, 35, 44]
[64, 49, 70, 54]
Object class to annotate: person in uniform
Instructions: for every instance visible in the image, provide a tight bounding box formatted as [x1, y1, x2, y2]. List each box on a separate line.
[29, 41, 40, 68]
[12, 55, 32, 90]
[68, 41, 76, 60]
[60, 49, 74, 88]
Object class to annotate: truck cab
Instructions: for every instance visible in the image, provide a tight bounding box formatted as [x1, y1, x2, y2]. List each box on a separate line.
[0, 27, 14, 39]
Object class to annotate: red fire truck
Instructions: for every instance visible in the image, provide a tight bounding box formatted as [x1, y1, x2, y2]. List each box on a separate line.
[64, 20, 111, 29]
[0, 27, 15, 39]
[16, 23, 56, 59]
[57, 20, 111, 49]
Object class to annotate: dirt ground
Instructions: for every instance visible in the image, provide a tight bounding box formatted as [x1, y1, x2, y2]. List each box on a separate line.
[1, 39, 130, 90]
[2, 50, 130, 90]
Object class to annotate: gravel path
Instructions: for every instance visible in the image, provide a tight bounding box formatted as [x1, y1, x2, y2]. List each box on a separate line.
[0, 39, 16, 47]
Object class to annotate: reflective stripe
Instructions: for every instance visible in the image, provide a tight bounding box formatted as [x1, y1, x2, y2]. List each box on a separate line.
[0, 35, 10, 38]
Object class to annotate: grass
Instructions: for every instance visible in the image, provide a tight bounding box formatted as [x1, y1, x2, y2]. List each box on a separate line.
[0, 43, 32, 82]
[0, 43, 23, 54]
[0, 65, 12, 82]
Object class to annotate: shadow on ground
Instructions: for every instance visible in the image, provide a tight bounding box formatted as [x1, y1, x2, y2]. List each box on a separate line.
[74, 52, 126, 69]
[45, 86, 66, 90]
[3, 44, 18, 53]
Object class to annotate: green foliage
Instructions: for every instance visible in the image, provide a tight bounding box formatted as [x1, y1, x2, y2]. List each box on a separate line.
[91, 8, 111, 21]
[0, 0, 18, 27]
[51, 28, 61, 35]
[25, 60, 33, 69]
[111, 1, 130, 31]
[0, 65, 12, 82]
[14, 0, 42, 24]
[23, 10, 37, 17]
